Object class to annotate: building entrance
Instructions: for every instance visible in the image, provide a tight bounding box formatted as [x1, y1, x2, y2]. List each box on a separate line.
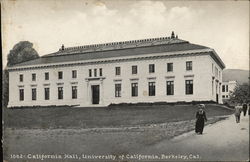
[91, 85, 100, 104]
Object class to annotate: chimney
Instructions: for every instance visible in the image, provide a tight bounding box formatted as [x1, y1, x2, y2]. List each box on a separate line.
[176, 35, 178, 39]
[61, 44, 65, 50]
[171, 31, 175, 39]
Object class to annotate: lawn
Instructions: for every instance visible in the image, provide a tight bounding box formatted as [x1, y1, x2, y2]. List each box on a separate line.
[3, 104, 233, 129]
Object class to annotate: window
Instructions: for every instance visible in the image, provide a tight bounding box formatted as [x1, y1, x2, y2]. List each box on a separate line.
[72, 86, 77, 99]
[72, 70, 77, 78]
[32, 73, 36, 81]
[44, 88, 50, 100]
[115, 84, 121, 97]
[186, 61, 192, 71]
[185, 80, 193, 95]
[222, 85, 225, 92]
[148, 82, 155, 96]
[212, 63, 214, 73]
[89, 69, 92, 77]
[58, 87, 63, 99]
[131, 83, 138, 97]
[19, 89, 24, 101]
[222, 95, 225, 98]
[226, 95, 228, 98]
[94, 69, 97, 77]
[167, 81, 174, 95]
[45, 72, 49, 80]
[115, 67, 121, 75]
[132, 66, 137, 74]
[226, 85, 228, 92]
[32, 88, 37, 100]
[58, 71, 63, 79]
[167, 63, 173, 72]
[99, 68, 102, 76]
[212, 80, 214, 95]
[19, 74, 23, 82]
[149, 64, 155, 73]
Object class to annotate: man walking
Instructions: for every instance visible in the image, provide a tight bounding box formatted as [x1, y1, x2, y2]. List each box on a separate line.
[234, 104, 242, 123]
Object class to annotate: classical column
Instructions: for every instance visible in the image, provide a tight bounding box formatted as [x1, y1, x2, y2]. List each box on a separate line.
[85, 79, 90, 105]
[100, 79, 104, 105]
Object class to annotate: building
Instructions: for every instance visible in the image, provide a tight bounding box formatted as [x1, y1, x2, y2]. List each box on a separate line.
[221, 80, 237, 101]
[7, 32, 225, 107]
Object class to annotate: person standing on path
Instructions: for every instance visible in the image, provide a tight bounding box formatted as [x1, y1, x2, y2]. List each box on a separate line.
[195, 104, 207, 135]
[242, 103, 247, 116]
[234, 104, 242, 123]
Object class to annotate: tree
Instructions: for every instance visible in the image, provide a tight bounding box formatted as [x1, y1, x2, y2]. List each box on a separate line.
[229, 83, 250, 104]
[3, 41, 39, 107]
[7, 41, 39, 66]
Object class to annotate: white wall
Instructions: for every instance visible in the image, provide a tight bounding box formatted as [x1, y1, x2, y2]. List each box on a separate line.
[8, 53, 223, 107]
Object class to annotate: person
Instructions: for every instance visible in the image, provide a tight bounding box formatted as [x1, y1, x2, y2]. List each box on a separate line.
[195, 104, 207, 135]
[234, 103, 242, 123]
[248, 103, 250, 116]
[242, 103, 247, 116]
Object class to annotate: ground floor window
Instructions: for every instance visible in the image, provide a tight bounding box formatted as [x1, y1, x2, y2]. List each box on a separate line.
[148, 82, 155, 96]
[44, 88, 50, 100]
[19, 89, 24, 101]
[58, 87, 63, 99]
[32, 88, 37, 100]
[167, 81, 174, 95]
[131, 83, 138, 97]
[72, 86, 77, 99]
[185, 80, 193, 95]
[115, 84, 121, 97]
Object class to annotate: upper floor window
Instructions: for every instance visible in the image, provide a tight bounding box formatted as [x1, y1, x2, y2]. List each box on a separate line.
[212, 63, 214, 74]
[166, 81, 174, 95]
[226, 85, 228, 92]
[167, 63, 173, 72]
[45, 72, 49, 80]
[149, 64, 155, 73]
[89, 69, 92, 77]
[94, 69, 97, 77]
[115, 84, 121, 97]
[186, 61, 192, 71]
[132, 65, 137, 74]
[19, 74, 23, 82]
[99, 68, 103, 77]
[58, 71, 63, 79]
[32, 73, 36, 81]
[115, 67, 121, 76]
[19, 89, 24, 101]
[131, 83, 138, 97]
[148, 82, 155, 96]
[222, 85, 225, 92]
[72, 70, 77, 78]
[32, 88, 37, 100]
[185, 80, 193, 95]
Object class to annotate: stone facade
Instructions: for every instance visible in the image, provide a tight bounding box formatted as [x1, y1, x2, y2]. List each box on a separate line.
[7, 36, 225, 107]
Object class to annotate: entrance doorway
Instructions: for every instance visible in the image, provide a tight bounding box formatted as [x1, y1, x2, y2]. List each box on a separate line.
[91, 85, 100, 104]
[216, 94, 219, 103]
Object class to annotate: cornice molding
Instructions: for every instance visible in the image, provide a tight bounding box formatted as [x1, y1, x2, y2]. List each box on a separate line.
[7, 50, 216, 72]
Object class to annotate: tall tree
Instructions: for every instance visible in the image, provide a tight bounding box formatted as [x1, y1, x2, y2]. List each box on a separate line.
[7, 41, 39, 66]
[3, 41, 39, 107]
[229, 83, 250, 104]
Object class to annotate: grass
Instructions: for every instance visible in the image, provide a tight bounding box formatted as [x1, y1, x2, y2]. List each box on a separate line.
[3, 104, 233, 129]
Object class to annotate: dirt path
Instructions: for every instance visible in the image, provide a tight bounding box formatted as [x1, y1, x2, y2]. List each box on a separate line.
[139, 115, 249, 161]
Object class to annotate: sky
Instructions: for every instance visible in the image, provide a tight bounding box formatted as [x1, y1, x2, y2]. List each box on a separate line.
[2, 0, 249, 70]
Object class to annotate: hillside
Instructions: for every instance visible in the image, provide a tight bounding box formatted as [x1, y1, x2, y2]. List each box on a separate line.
[222, 69, 249, 85]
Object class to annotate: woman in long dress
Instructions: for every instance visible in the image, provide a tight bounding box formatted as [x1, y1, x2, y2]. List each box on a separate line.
[195, 104, 207, 134]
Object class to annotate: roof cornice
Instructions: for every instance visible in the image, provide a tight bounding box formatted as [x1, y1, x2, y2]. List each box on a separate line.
[7, 49, 215, 72]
